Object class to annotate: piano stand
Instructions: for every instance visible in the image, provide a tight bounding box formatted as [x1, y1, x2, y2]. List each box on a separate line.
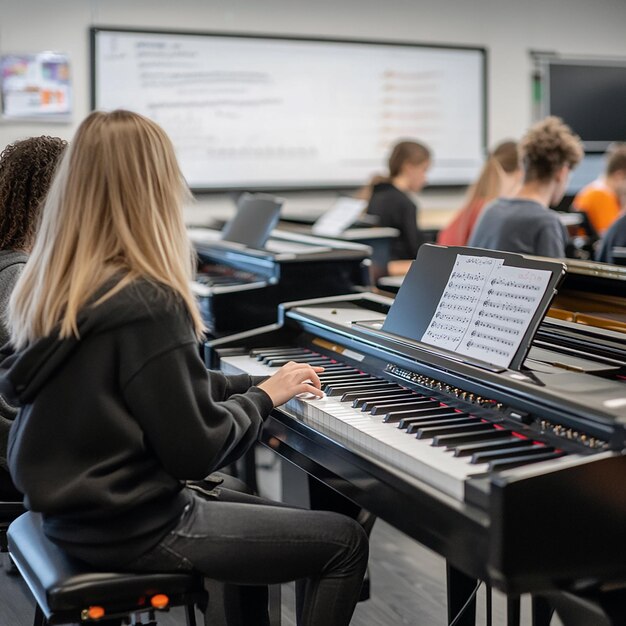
[452, 574, 555, 626]
[531, 596, 554, 626]
[447, 565, 477, 626]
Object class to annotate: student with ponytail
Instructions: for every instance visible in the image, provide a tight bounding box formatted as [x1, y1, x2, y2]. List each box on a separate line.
[437, 140, 522, 246]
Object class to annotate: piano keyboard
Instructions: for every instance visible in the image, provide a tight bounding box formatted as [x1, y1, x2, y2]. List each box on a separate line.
[196, 264, 261, 288]
[221, 347, 568, 501]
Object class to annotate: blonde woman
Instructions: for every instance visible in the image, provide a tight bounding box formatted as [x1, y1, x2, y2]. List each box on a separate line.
[0, 110, 367, 626]
[437, 140, 522, 246]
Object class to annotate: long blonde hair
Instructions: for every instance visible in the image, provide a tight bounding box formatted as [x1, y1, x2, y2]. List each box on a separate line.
[465, 140, 520, 207]
[9, 110, 205, 348]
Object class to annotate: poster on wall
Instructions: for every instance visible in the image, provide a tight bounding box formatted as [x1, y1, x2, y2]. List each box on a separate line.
[0, 51, 72, 121]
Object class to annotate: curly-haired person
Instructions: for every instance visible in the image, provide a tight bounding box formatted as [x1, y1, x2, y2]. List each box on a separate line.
[469, 117, 583, 258]
[0, 136, 67, 499]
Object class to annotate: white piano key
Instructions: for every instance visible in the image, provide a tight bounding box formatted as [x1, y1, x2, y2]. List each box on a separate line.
[222, 355, 489, 501]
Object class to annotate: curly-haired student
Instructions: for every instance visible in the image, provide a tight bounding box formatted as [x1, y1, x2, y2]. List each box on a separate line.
[0, 135, 67, 500]
[469, 117, 583, 258]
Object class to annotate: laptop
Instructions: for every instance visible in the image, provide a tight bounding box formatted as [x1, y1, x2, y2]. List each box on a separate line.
[221, 193, 284, 248]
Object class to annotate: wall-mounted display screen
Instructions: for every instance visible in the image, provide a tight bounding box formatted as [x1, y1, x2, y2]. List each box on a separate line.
[92, 28, 486, 191]
[542, 59, 626, 152]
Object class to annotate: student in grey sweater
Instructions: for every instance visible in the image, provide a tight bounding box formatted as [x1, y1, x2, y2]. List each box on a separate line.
[0, 136, 66, 498]
[469, 117, 583, 258]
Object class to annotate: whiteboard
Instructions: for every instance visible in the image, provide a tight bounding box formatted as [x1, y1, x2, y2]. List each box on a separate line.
[91, 28, 486, 191]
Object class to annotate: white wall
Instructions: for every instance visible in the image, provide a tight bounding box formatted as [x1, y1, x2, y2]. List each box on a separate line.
[2, 0, 626, 223]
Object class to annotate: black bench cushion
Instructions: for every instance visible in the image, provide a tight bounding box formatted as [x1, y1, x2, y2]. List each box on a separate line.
[7, 512, 203, 614]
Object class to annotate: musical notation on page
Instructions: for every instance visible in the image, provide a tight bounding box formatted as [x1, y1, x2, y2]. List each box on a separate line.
[421, 254, 551, 367]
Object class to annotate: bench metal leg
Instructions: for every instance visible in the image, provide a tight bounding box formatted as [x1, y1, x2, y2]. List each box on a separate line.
[33, 604, 47, 626]
[185, 602, 198, 626]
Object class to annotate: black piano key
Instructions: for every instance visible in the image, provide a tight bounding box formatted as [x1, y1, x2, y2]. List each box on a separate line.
[259, 350, 315, 361]
[267, 357, 330, 367]
[318, 367, 363, 376]
[369, 400, 442, 416]
[398, 412, 468, 429]
[453, 437, 532, 457]
[340, 387, 407, 403]
[290, 357, 332, 365]
[325, 381, 392, 396]
[249, 347, 299, 356]
[254, 347, 312, 355]
[415, 421, 486, 440]
[361, 396, 433, 412]
[471, 445, 554, 464]
[323, 378, 384, 388]
[316, 365, 355, 372]
[350, 391, 416, 408]
[321, 377, 379, 390]
[383, 406, 457, 423]
[406, 416, 476, 434]
[488, 451, 565, 472]
[433, 428, 512, 447]
[318, 374, 370, 383]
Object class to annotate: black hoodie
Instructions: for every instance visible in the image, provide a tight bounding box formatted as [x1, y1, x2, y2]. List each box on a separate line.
[0, 279, 273, 566]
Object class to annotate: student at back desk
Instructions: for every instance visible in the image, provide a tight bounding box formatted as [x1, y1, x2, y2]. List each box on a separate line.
[366, 140, 431, 275]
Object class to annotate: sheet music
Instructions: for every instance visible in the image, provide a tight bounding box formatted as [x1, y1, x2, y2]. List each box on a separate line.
[421, 254, 552, 367]
[311, 198, 367, 237]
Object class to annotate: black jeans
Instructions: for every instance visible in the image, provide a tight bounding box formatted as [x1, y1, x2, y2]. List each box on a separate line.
[125, 485, 369, 626]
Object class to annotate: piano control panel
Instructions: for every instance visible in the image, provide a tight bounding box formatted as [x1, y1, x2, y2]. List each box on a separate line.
[385, 363, 504, 410]
[385, 363, 610, 451]
[538, 418, 608, 450]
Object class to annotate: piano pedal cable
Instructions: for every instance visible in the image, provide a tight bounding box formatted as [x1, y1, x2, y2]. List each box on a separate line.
[449, 580, 483, 626]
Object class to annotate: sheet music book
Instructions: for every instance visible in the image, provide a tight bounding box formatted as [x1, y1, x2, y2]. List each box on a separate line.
[382, 245, 566, 370]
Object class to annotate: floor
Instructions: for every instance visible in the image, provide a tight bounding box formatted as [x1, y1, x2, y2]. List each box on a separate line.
[0, 447, 563, 625]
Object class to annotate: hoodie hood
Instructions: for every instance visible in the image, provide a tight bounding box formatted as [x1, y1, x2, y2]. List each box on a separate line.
[0, 250, 29, 273]
[0, 279, 182, 405]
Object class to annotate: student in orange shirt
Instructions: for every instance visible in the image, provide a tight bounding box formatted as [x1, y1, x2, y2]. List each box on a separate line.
[573, 143, 626, 234]
[437, 140, 522, 246]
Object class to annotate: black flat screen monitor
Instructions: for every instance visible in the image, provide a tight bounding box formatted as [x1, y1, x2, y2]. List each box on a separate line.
[543, 59, 626, 152]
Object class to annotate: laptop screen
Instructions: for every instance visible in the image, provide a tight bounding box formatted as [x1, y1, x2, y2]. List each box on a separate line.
[221, 193, 283, 248]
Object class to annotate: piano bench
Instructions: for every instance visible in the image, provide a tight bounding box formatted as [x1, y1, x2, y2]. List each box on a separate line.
[7, 512, 208, 625]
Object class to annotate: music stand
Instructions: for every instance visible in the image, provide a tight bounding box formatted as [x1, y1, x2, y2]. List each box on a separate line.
[379, 245, 566, 371]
